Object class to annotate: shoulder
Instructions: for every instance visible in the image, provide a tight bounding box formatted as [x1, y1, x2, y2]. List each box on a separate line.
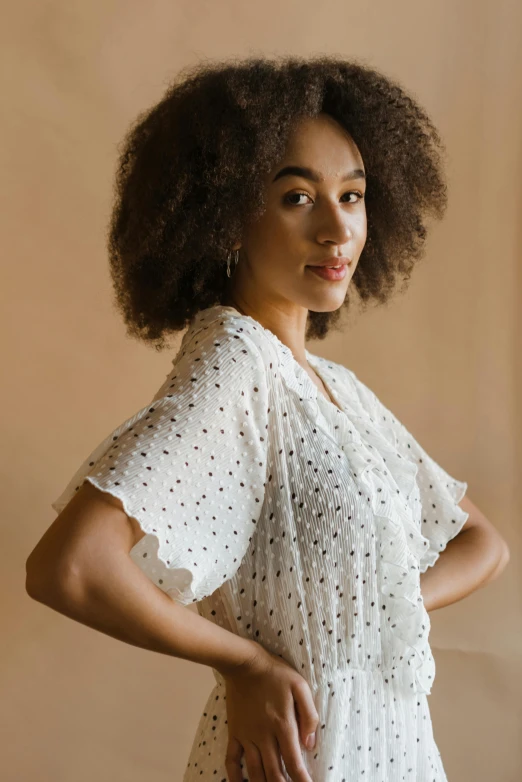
[181, 310, 274, 365]
[149, 311, 272, 408]
[175, 313, 264, 371]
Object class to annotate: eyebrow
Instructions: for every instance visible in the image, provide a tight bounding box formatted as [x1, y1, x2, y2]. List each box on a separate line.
[272, 165, 366, 183]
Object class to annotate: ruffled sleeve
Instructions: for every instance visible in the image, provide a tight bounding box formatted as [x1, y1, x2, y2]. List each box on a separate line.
[51, 319, 270, 605]
[344, 368, 470, 573]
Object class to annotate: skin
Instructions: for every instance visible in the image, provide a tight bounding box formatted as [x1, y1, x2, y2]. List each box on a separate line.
[420, 494, 510, 612]
[27, 113, 510, 782]
[222, 111, 367, 402]
[222, 111, 510, 602]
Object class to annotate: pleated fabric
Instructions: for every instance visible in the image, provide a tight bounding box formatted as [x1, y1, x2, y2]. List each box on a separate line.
[51, 304, 469, 781]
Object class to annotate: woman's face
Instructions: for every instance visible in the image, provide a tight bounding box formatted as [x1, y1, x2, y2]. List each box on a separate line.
[226, 112, 367, 318]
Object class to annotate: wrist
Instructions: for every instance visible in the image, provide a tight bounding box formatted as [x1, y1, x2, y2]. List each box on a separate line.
[215, 638, 269, 678]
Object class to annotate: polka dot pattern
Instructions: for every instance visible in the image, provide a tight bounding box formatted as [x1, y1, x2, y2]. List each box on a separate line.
[52, 313, 269, 604]
[349, 374, 469, 576]
[51, 304, 469, 781]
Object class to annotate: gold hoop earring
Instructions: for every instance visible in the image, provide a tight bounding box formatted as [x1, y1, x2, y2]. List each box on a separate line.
[226, 249, 240, 278]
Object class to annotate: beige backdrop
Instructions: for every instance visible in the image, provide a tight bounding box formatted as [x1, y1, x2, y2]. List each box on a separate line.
[3, 1, 521, 780]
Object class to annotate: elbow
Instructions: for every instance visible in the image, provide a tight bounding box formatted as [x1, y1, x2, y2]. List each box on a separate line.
[486, 537, 510, 584]
[25, 549, 46, 601]
[25, 568, 56, 604]
[498, 538, 510, 572]
[25, 553, 80, 606]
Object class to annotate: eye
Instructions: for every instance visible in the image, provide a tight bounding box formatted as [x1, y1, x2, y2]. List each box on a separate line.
[283, 190, 365, 206]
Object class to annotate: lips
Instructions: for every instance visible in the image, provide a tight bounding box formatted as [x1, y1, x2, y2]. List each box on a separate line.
[307, 256, 351, 267]
[307, 264, 347, 281]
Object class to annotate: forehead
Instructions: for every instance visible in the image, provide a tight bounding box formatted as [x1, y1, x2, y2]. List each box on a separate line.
[269, 114, 364, 179]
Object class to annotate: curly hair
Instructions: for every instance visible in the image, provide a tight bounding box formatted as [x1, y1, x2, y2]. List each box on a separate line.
[106, 54, 448, 349]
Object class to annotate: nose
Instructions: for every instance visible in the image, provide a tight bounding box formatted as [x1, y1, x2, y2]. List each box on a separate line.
[315, 203, 353, 246]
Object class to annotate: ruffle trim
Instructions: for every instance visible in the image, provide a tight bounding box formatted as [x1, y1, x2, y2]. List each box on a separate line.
[265, 333, 450, 696]
[302, 389, 438, 695]
[417, 476, 468, 573]
[198, 306, 466, 695]
[54, 473, 202, 606]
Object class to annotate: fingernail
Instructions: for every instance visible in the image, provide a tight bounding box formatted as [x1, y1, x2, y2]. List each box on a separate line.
[306, 732, 316, 749]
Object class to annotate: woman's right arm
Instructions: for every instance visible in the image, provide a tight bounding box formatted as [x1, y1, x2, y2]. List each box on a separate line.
[26, 481, 318, 782]
[26, 480, 260, 672]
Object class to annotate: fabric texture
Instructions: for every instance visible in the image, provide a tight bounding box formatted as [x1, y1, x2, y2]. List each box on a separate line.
[51, 304, 469, 782]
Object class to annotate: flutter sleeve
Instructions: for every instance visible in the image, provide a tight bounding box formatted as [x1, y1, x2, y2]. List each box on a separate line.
[51, 321, 270, 604]
[344, 367, 470, 573]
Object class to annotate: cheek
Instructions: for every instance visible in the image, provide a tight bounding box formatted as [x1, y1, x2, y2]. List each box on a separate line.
[242, 221, 291, 273]
[354, 213, 367, 244]
[250, 203, 292, 237]
[254, 212, 300, 255]
[264, 208, 300, 235]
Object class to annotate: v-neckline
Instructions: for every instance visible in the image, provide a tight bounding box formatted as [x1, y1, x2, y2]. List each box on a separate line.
[303, 357, 344, 412]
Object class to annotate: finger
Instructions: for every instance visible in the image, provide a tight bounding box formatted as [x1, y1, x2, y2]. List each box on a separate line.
[258, 735, 287, 780]
[225, 736, 248, 782]
[291, 678, 319, 751]
[275, 717, 314, 782]
[242, 739, 267, 782]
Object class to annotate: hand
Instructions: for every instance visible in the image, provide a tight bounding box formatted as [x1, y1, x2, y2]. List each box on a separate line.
[222, 644, 319, 782]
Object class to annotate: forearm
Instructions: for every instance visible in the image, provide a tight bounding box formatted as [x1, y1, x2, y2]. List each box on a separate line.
[26, 550, 260, 677]
[420, 528, 507, 612]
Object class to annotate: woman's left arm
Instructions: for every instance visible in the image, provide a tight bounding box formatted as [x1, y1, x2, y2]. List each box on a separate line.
[420, 495, 510, 612]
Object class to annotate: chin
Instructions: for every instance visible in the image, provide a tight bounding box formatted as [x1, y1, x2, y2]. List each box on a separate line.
[307, 299, 346, 314]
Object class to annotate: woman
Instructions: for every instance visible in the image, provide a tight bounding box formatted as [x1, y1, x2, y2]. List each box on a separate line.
[26, 55, 509, 781]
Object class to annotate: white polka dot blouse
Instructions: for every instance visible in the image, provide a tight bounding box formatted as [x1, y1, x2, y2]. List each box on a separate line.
[51, 304, 469, 781]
